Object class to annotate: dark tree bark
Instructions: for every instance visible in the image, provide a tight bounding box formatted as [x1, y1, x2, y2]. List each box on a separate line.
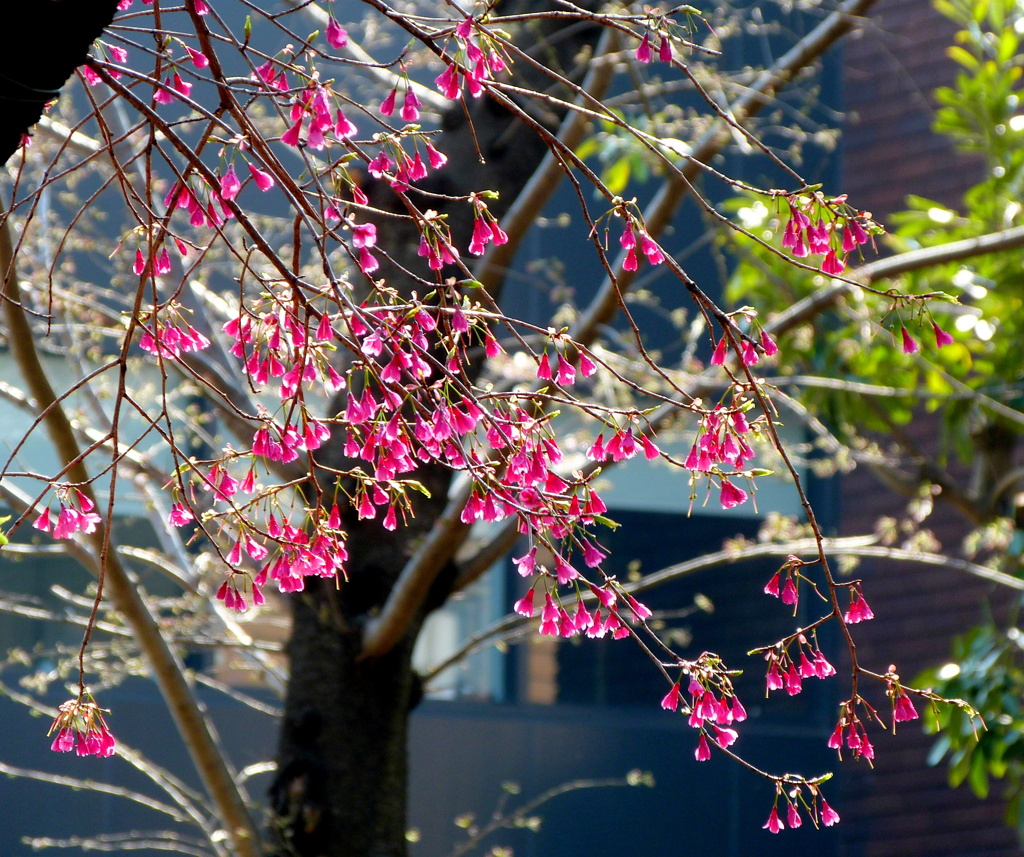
[0, 0, 120, 165]
[269, 7, 602, 856]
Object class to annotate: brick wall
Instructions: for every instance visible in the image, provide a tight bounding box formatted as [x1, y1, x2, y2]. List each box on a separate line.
[840, 2, 1020, 854]
[843, 0, 983, 218]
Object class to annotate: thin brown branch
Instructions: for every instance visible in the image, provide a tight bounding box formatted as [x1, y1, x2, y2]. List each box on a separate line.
[361, 2, 877, 659]
[456, 219, 1024, 589]
[0, 211, 261, 857]
[766, 224, 1024, 335]
[571, 0, 880, 346]
[472, 29, 618, 290]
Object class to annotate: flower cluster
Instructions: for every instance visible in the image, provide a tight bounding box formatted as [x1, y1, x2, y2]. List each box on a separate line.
[48, 695, 116, 758]
[368, 136, 448, 194]
[179, 280, 627, 610]
[763, 633, 836, 697]
[620, 218, 665, 271]
[763, 554, 803, 610]
[843, 583, 874, 624]
[137, 303, 211, 358]
[685, 406, 755, 473]
[885, 669, 921, 726]
[633, 9, 692, 64]
[380, 76, 423, 124]
[710, 326, 777, 368]
[587, 422, 659, 463]
[435, 16, 509, 100]
[779, 193, 877, 276]
[660, 661, 747, 762]
[763, 785, 840, 834]
[277, 80, 358, 152]
[33, 488, 102, 541]
[538, 340, 597, 387]
[828, 698, 878, 762]
[897, 318, 955, 354]
[468, 195, 509, 256]
[634, 30, 675, 64]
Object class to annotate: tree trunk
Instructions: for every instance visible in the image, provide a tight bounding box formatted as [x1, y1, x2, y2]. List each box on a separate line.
[0, 1, 120, 164]
[269, 7, 601, 855]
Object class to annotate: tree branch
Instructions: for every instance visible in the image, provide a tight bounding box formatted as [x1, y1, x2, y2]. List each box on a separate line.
[456, 220, 1024, 590]
[426, 535, 1024, 681]
[571, 0, 880, 346]
[360, 2, 878, 660]
[766, 224, 1024, 334]
[471, 29, 618, 291]
[358, 28, 618, 662]
[0, 212, 261, 857]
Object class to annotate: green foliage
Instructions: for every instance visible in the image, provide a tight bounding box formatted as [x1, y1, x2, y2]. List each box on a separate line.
[722, 0, 1024, 465]
[722, 0, 1024, 826]
[916, 624, 1024, 827]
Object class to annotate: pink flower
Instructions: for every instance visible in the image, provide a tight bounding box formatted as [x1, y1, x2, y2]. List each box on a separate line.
[168, 503, 194, 527]
[762, 807, 784, 834]
[820, 799, 840, 827]
[186, 47, 209, 68]
[893, 691, 919, 722]
[710, 725, 737, 748]
[719, 479, 748, 509]
[401, 88, 422, 122]
[380, 88, 397, 117]
[760, 330, 779, 356]
[326, 18, 348, 49]
[281, 118, 304, 148]
[661, 682, 682, 711]
[513, 589, 536, 617]
[780, 577, 798, 606]
[248, 163, 275, 191]
[219, 165, 241, 201]
[435, 64, 461, 99]
[33, 507, 53, 533]
[80, 66, 103, 87]
[710, 338, 728, 366]
[626, 594, 652, 621]
[900, 326, 918, 354]
[821, 249, 845, 275]
[49, 698, 116, 757]
[635, 32, 652, 63]
[658, 35, 672, 62]
[933, 322, 954, 348]
[787, 803, 802, 829]
[335, 109, 358, 138]
[352, 222, 377, 249]
[50, 727, 75, 752]
[640, 232, 664, 265]
[426, 142, 447, 169]
[694, 733, 712, 761]
[555, 356, 576, 386]
[844, 588, 874, 623]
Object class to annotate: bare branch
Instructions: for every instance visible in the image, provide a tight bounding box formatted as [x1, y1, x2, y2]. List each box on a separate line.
[0, 212, 260, 857]
[456, 219, 1024, 588]
[571, 0, 880, 346]
[426, 535, 1024, 681]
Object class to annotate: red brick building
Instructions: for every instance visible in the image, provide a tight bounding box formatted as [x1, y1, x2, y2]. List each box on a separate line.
[841, 2, 1018, 854]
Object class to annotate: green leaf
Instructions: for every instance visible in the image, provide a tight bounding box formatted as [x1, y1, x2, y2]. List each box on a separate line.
[603, 158, 631, 195]
[969, 750, 991, 798]
[947, 45, 981, 70]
